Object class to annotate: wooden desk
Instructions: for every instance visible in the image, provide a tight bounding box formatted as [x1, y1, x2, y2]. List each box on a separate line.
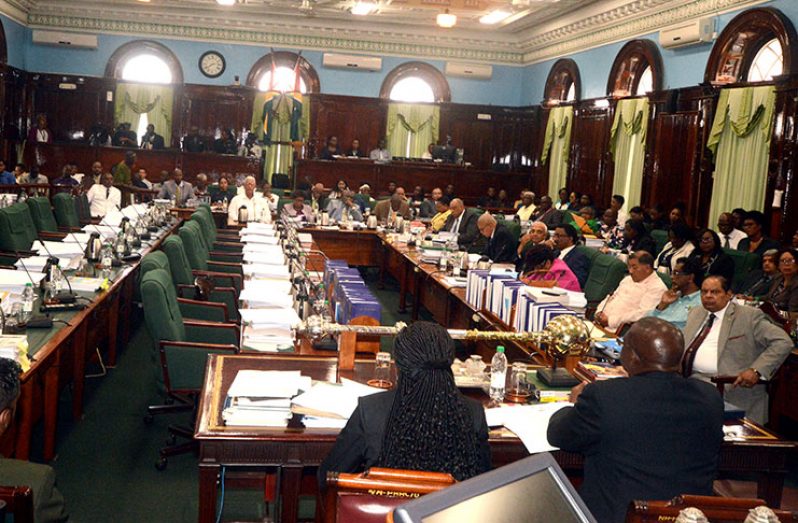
[299, 227, 382, 267]
[195, 354, 796, 523]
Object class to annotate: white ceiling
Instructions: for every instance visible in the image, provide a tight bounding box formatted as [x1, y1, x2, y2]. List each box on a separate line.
[1, 0, 771, 64]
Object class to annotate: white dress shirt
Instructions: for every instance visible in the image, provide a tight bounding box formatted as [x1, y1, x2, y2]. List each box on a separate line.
[86, 184, 122, 218]
[228, 193, 271, 225]
[558, 245, 575, 261]
[597, 271, 668, 330]
[720, 229, 747, 250]
[691, 302, 731, 375]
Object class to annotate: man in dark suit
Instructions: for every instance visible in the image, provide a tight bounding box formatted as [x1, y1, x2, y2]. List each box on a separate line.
[443, 198, 480, 251]
[140, 123, 165, 150]
[548, 317, 723, 523]
[553, 223, 590, 288]
[532, 195, 563, 228]
[477, 213, 517, 263]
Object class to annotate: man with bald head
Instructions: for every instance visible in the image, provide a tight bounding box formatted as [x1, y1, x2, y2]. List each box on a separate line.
[531, 195, 562, 228]
[443, 198, 480, 251]
[309, 183, 328, 212]
[158, 168, 194, 206]
[517, 221, 552, 257]
[477, 213, 517, 263]
[228, 175, 269, 225]
[717, 211, 746, 249]
[373, 192, 411, 223]
[419, 187, 443, 218]
[548, 317, 723, 523]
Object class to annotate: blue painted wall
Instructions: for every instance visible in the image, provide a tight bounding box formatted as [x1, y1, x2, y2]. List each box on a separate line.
[0, 13, 28, 69]
[521, 0, 798, 105]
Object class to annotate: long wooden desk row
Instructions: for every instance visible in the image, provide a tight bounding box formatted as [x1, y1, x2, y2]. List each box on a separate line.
[192, 227, 796, 523]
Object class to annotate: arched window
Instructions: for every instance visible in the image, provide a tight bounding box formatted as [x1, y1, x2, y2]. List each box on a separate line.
[543, 58, 580, 105]
[705, 7, 796, 85]
[247, 52, 320, 93]
[380, 62, 451, 103]
[105, 40, 183, 84]
[606, 40, 663, 97]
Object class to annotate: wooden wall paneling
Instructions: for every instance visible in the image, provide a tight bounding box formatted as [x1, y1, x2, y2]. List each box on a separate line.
[177, 84, 255, 150]
[23, 143, 97, 178]
[27, 74, 114, 144]
[646, 112, 701, 218]
[770, 77, 798, 242]
[438, 103, 494, 171]
[308, 94, 387, 160]
[181, 152, 262, 183]
[0, 65, 26, 164]
[96, 147, 177, 183]
[568, 100, 614, 207]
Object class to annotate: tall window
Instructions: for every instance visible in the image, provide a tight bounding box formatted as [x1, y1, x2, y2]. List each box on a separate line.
[380, 62, 451, 103]
[747, 39, 784, 82]
[247, 52, 320, 93]
[257, 66, 308, 93]
[389, 77, 435, 103]
[607, 40, 662, 97]
[120, 54, 173, 84]
[543, 59, 580, 105]
[635, 67, 653, 96]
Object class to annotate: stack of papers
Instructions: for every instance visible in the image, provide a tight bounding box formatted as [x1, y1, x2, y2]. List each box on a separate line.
[223, 370, 312, 427]
[485, 403, 571, 453]
[243, 250, 286, 265]
[291, 378, 385, 424]
[242, 263, 291, 279]
[16, 255, 81, 272]
[239, 308, 301, 329]
[242, 279, 292, 295]
[239, 288, 294, 309]
[32, 241, 84, 257]
[241, 325, 295, 352]
[0, 269, 44, 293]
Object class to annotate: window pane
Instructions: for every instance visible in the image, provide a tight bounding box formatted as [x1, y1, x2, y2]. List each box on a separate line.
[135, 112, 149, 145]
[635, 66, 653, 96]
[748, 39, 783, 82]
[566, 81, 576, 101]
[121, 54, 173, 84]
[389, 77, 435, 103]
[258, 66, 307, 93]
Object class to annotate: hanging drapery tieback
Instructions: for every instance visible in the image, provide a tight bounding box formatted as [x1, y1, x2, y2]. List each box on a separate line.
[123, 92, 161, 114]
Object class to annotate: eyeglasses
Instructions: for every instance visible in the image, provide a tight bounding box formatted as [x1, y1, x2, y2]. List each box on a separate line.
[672, 270, 689, 276]
[780, 258, 796, 265]
[700, 237, 714, 243]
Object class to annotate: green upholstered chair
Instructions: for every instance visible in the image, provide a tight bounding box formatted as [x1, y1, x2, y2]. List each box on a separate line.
[575, 245, 601, 271]
[75, 193, 92, 225]
[724, 248, 761, 292]
[502, 219, 522, 242]
[277, 196, 293, 212]
[178, 222, 243, 291]
[656, 271, 672, 289]
[583, 253, 628, 311]
[160, 236, 240, 321]
[188, 211, 242, 253]
[52, 193, 81, 229]
[0, 203, 38, 264]
[140, 268, 239, 469]
[194, 205, 238, 241]
[25, 197, 67, 240]
[651, 229, 669, 255]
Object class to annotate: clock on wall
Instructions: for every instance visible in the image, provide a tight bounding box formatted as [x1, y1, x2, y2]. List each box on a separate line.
[199, 51, 226, 78]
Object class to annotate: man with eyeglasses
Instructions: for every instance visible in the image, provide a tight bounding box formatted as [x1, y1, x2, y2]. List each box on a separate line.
[648, 257, 703, 330]
[594, 251, 667, 331]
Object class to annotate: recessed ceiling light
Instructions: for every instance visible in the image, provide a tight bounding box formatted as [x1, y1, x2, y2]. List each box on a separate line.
[351, 1, 377, 16]
[479, 10, 511, 24]
[217, 0, 236, 5]
[136, 0, 151, 3]
[436, 9, 457, 28]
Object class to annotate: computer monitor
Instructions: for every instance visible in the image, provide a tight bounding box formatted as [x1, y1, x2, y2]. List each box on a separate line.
[431, 145, 456, 163]
[392, 453, 596, 523]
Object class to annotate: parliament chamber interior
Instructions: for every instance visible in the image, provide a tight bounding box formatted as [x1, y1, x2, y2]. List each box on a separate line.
[2, 0, 798, 522]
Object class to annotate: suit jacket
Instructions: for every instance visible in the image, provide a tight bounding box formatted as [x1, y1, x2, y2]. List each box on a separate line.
[683, 301, 793, 423]
[443, 209, 480, 250]
[737, 237, 781, 258]
[141, 132, 165, 150]
[317, 389, 491, 490]
[483, 222, 518, 263]
[0, 458, 69, 522]
[533, 207, 563, 228]
[373, 199, 411, 222]
[561, 246, 590, 289]
[548, 372, 723, 523]
[158, 180, 194, 206]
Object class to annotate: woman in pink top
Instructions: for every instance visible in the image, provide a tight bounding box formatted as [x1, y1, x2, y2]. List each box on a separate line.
[519, 244, 582, 292]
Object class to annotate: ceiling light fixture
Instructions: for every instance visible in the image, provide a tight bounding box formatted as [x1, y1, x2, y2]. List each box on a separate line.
[351, 1, 377, 16]
[479, 10, 511, 24]
[436, 9, 457, 28]
[217, 0, 236, 5]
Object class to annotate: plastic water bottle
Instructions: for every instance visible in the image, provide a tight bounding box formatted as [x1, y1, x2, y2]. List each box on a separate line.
[222, 196, 228, 212]
[101, 242, 114, 279]
[490, 346, 507, 403]
[20, 283, 35, 324]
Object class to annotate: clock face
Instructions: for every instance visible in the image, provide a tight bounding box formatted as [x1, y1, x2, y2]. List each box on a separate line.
[200, 51, 226, 78]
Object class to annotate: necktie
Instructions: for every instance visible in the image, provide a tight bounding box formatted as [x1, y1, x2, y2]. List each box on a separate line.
[451, 216, 460, 233]
[175, 184, 181, 205]
[106, 187, 110, 199]
[681, 313, 716, 377]
[723, 235, 730, 249]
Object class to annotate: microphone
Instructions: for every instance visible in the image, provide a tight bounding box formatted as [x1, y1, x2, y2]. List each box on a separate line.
[125, 202, 152, 240]
[14, 253, 37, 287]
[35, 241, 77, 304]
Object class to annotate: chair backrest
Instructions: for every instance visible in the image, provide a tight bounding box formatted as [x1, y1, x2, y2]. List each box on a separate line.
[650, 229, 669, 255]
[656, 270, 672, 288]
[324, 468, 456, 523]
[723, 248, 761, 291]
[272, 173, 290, 189]
[584, 253, 627, 305]
[625, 494, 798, 522]
[502, 219, 522, 242]
[52, 193, 80, 228]
[189, 211, 216, 246]
[161, 236, 195, 285]
[141, 251, 171, 278]
[140, 268, 186, 343]
[0, 203, 37, 252]
[0, 486, 34, 523]
[75, 193, 91, 224]
[179, 221, 209, 271]
[575, 245, 600, 268]
[277, 196, 292, 212]
[26, 196, 59, 233]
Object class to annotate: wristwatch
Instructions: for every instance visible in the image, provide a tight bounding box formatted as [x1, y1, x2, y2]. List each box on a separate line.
[750, 368, 762, 379]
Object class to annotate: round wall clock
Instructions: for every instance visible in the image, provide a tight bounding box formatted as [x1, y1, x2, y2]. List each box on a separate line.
[199, 51, 226, 78]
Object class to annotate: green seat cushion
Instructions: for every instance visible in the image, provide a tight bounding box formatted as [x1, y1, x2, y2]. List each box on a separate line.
[651, 229, 669, 255]
[724, 248, 761, 291]
[53, 193, 80, 228]
[0, 203, 37, 252]
[584, 253, 627, 305]
[26, 197, 59, 233]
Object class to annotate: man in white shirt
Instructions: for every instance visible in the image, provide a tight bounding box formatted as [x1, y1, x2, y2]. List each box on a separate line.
[369, 138, 391, 162]
[595, 251, 667, 331]
[611, 194, 628, 227]
[261, 182, 280, 212]
[86, 172, 122, 219]
[717, 212, 747, 250]
[228, 175, 270, 225]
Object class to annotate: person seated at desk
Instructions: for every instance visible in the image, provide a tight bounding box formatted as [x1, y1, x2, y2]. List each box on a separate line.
[319, 321, 490, 487]
[609, 194, 628, 227]
[717, 211, 746, 249]
[648, 256, 703, 330]
[477, 213, 517, 263]
[573, 206, 600, 236]
[628, 206, 646, 224]
[131, 169, 149, 190]
[309, 183, 328, 213]
[419, 187, 442, 218]
[18, 165, 48, 185]
[442, 184, 456, 205]
[212, 128, 238, 155]
[158, 168, 194, 207]
[520, 244, 580, 292]
[326, 191, 363, 223]
[87, 172, 122, 219]
[645, 204, 669, 231]
[228, 175, 270, 225]
[654, 223, 695, 276]
[430, 200, 451, 232]
[261, 182, 280, 212]
[318, 136, 341, 160]
[192, 173, 210, 200]
[374, 194, 411, 224]
[619, 220, 657, 257]
[738, 249, 780, 299]
[514, 191, 536, 221]
[738, 210, 781, 259]
[443, 199, 480, 251]
[182, 126, 206, 153]
[112, 122, 137, 147]
[765, 248, 798, 319]
[688, 229, 735, 285]
[552, 224, 589, 290]
[0, 358, 70, 523]
[52, 165, 79, 187]
[283, 190, 314, 222]
[517, 221, 552, 257]
[548, 317, 723, 523]
[238, 132, 262, 159]
[595, 251, 667, 332]
[478, 187, 499, 209]
[599, 209, 624, 250]
[210, 175, 237, 204]
[0, 160, 16, 185]
[369, 138, 390, 162]
[345, 139, 365, 158]
[328, 179, 348, 201]
[409, 185, 426, 210]
[354, 184, 376, 213]
[112, 151, 136, 185]
[89, 161, 105, 184]
[12, 163, 25, 182]
[421, 142, 434, 160]
[140, 123, 165, 150]
[496, 189, 510, 209]
[531, 195, 562, 228]
[27, 114, 53, 144]
[668, 203, 688, 230]
[683, 275, 793, 424]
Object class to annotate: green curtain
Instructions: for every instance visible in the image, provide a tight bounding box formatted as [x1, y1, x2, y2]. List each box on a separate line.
[251, 91, 309, 183]
[706, 85, 776, 227]
[540, 106, 573, 200]
[385, 103, 440, 158]
[114, 83, 174, 145]
[609, 97, 649, 209]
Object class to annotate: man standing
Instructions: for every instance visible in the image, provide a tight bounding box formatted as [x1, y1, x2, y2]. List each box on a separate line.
[87, 172, 122, 218]
[477, 214, 517, 263]
[113, 151, 136, 185]
[648, 257, 703, 330]
[548, 317, 723, 523]
[594, 251, 667, 331]
[717, 212, 746, 250]
[228, 175, 269, 225]
[419, 187, 443, 218]
[443, 199, 480, 251]
[683, 275, 793, 424]
[140, 124, 165, 150]
[369, 138, 391, 161]
[158, 168, 194, 207]
[552, 224, 590, 289]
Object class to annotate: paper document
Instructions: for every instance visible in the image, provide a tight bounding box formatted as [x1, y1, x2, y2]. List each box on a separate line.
[242, 279, 292, 295]
[239, 308, 301, 328]
[32, 241, 84, 257]
[241, 234, 280, 245]
[487, 403, 572, 454]
[291, 378, 386, 419]
[242, 222, 275, 233]
[243, 242, 286, 254]
[227, 370, 311, 398]
[242, 263, 291, 280]
[0, 268, 45, 291]
[16, 255, 81, 272]
[239, 288, 295, 308]
[243, 250, 286, 265]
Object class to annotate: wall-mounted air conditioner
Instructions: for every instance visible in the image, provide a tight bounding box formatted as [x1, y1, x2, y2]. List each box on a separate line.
[445, 62, 493, 80]
[322, 53, 382, 71]
[32, 30, 98, 49]
[659, 17, 715, 49]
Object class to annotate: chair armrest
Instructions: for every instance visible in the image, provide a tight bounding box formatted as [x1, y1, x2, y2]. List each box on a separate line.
[177, 297, 229, 323]
[212, 241, 244, 253]
[209, 251, 244, 263]
[159, 340, 238, 394]
[207, 260, 244, 276]
[192, 270, 242, 293]
[38, 231, 68, 241]
[710, 375, 768, 395]
[58, 226, 83, 233]
[183, 319, 240, 345]
[0, 249, 37, 258]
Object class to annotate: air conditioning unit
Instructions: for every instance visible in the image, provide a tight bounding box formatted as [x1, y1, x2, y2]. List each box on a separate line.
[445, 62, 493, 80]
[322, 53, 382, 71]
[32, 30, 98, 49]
[659, 17, 715, 49]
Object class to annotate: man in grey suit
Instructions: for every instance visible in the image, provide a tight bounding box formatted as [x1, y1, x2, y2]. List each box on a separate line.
[683, 275, 793, 424]
[157, 168, 194, 207]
